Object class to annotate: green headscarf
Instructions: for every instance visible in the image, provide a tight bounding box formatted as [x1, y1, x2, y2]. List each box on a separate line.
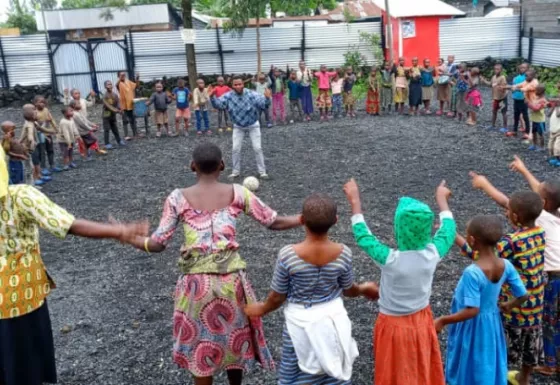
[394, 197, 435, 251]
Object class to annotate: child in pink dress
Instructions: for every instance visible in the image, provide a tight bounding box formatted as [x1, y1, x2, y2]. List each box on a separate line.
[314, 65, 337, 121]
[466, 67, 483, 126]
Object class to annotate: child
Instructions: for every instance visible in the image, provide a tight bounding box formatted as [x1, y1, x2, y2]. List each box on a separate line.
[344, 178, 456, 385]
[548, 87, 560, 166]
[436, 58, 450, 116]
[172, 79, 191, 136]
[269, 65, 287, 125]
[116, 72, 140, 140]
[314, 65, 337, 121]
[69, 100, 106, 160]
[19, 104, 52, 188]
[2, 121, 28, 184]
[125, 142, 301, 385]
[193, 79, 211, 135]
[254, 73, 272, 128]
[420, 58, 435, 114]
[469, 171, 545, 385]
[510, 156, 560, 376]
[394, 57, 408, 115]
[409, 57, 423, 116]
[447, 55, 458, 117]
[466, 67, 482, 126]
[366, 66, 380, 116]
[527, 85, 547, 151]
[454, 63, 469, 122]
[380, 61, 394, 114]
[244, 193, 379, 384]
[64, 88, 95, 118]
[343, 66, 357, 118]
[330, 71, 344, 119]
[146, 81, 172, 138]
[436, 215, 528, 385]
[58, 106, 80, 171]
[286, 71, 303, 123]
[102, 80, 124, 149]
[509, 69, 539, 140]
[34, 95, 61, 174]
[510, 63, 531, 137]
[213, 76, 232, 132]
[296, 61, 314, 121]
[482, 64, 508, 132]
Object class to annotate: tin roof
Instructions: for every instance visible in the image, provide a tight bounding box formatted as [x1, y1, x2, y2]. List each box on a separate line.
[373, 0, 465, 18]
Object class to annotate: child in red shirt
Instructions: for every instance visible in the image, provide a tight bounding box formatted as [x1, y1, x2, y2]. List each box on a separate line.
[213, 76, 232, 132]
[314, 65, 337, 121]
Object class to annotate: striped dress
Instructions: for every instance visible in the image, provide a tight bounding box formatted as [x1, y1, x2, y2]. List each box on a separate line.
[271, 244, 354, 385]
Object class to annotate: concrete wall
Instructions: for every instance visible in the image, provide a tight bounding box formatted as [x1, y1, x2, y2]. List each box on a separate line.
[522, 0, 560, 38]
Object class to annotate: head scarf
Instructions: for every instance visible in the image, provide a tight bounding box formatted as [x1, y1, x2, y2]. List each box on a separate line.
[394, 197, 434, 251]
[0, 146, 8, 199]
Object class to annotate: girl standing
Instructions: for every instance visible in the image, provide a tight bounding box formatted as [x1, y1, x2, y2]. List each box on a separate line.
[394, 57, 409, 115]
[331, 71, 344, 119]
[454, 63, 470, 122]
[0, 145, 147, 385]
[436, 59, 450, 116]
[344, 178, 456, 385]
[127, 143, 301, 385]
[245, 193, 379, 385]
[297, 61, 314, 121]
[409, 58, 423, 116]
[466, 67, 482, 126]
[380, 61, 394, 114]
[420, 59, 435, 115]
[366, 66, 381, 116]
[437, 215, 528, 385]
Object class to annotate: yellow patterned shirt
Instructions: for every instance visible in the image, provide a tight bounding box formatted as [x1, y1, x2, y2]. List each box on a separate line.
[0, 185, 74, 319]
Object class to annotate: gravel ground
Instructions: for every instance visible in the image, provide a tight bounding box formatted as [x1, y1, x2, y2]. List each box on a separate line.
[1, 88, 559, 385]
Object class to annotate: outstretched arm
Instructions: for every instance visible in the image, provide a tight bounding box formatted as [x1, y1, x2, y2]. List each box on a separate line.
[432, 181, 457, 258]
[469, 171, 509, 208]
[435, 307, 480, 333]
[509, 155, 541, 193]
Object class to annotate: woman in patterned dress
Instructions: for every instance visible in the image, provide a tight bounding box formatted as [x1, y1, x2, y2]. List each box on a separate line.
[0, 146, 148, 385]
[128, 142, 301, 385]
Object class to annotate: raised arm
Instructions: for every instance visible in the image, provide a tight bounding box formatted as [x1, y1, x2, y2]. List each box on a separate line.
[242, 187, 301, 231]
[210, 93, 227, 110]
[85, 91, 96, 107]
[469, 171, 509, 208]
[253, 90, 271, 110]
[432, 181, 457, 258]
[509, 155, 541, 193]
[344, 179, 391, 265]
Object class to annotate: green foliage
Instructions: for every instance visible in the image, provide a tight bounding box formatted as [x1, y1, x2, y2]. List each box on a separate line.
[31, 0, 57, 10]
[342, 5, 355, 23]
[359, 31, 383, 65]
[343, 49, 366, 72]
[2, 0, 37, 34]
[193, 0, 228, 17]
[270, 0, 337, 16]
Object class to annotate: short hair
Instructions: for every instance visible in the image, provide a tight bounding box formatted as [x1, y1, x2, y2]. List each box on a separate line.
[192, 142, 222, 174]
[509, 191, 543, 224]
[1, 121, 15, 133]
[104, 80, 112, 87]
[22, 104, 35, 120]
[232, 76, 244, 83]
[536, 84, 546, 95]
[33, 95, 45, 104]
[177, 78, 185, 84]
[70, 88, 80, 96]
[117, 71, 126, 76]
[542, 180, 560, 210]
[467, 215, 504, 246]
[526, 69, 536, 77]
[471, 67, 480, 75]
[494, 63, 503, 69]
[69, 99, 79, 109]
[61, 105, 72, 115]
[302, 193, 337, 234]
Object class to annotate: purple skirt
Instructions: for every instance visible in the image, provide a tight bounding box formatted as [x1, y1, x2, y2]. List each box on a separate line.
[300, 86, 314, 115]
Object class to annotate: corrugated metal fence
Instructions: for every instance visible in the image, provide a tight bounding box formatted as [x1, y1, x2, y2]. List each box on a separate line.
[439, 16, 520, 62]
[131, 21, 381, 80]
[526, 37, 560, 67]
[0, 34, 51, 87]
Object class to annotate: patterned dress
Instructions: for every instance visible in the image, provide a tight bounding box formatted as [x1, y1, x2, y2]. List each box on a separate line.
[151, 184, 277, 377]
[271, 245, 354, 385]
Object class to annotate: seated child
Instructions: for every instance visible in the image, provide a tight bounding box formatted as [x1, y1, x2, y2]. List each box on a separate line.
[344, 178, 456, 385]
[245, 193, 379, 385]
[527, 85, 547, 152]
[469, 171, 545, 385]
[58, 106, 80, 170]
[69, 100, 106, 160]
[437, 215, 528, 385]
[2, 121, 28, 184]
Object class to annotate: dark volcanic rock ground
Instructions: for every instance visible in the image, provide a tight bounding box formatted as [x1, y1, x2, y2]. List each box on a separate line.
[0, 89, 558, 384]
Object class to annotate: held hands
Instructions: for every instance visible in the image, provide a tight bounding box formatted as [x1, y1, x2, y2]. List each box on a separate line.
[499, 301, 515, 314]
[434, 317, 446, 333]
[207, 85, 215, 97]
[243, 303, 267, 318]
[359, 282, 380, 301]
[109, 216, 150, 244]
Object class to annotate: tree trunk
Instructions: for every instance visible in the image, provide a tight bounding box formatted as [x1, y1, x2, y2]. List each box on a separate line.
[182, 0, 198, 91]
[256, 15, 261, 75]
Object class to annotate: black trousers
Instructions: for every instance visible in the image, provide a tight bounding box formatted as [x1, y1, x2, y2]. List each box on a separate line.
[122, 110, 137, 137]
[38, 139, 54, 169]
[103, 116, 122, 145]
[513, 99, 530, 133]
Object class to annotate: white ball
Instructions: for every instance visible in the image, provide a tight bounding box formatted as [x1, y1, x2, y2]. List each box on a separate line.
[243, 176, 260, 192]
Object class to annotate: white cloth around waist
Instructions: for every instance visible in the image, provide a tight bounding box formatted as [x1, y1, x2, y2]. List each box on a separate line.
[283, 297, 359, 381]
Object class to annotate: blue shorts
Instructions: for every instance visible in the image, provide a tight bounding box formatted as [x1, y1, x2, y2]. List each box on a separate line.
[533, 122, 546, 135]
[9, 160, 24, 184]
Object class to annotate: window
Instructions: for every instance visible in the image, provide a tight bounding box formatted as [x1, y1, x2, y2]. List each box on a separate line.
[401, 20, 416, 39]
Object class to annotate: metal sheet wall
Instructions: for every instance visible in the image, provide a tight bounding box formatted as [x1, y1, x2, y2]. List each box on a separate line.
[92, 41, 127, 72]
[2, 35, 51, 86]
[51, 42, 91, 98]
[522, 37, 529, 60]
[439, 16, 520, 62]
[131, 30, 187, 79]
[531, 38, 560, 67]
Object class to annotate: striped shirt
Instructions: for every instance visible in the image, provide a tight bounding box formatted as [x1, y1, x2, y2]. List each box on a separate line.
[462, 226, 545, 328]
[271, 245, 354, 308]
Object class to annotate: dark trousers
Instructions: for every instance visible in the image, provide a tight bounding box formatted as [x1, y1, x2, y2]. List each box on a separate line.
[195, 110, 209, 131]
[259, 106, 270, 125]
[103, 116, 122, 145]
[38, 139, 54, 169]
[8, 160, 24, 184]
[218, 110, 230, 128]
[122, 110, 137, 137]
[513, 99, 530, 133]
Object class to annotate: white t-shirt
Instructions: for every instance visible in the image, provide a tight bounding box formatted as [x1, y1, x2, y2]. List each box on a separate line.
[536, 210, 560, 271]
[550, 108, 560, 134]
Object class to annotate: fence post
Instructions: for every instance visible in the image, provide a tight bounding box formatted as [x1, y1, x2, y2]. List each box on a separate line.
[45, 36, 58, 98]
[528, 27, 534, 64]
[0, 38, 9, 89]
[128, 30, 136, 79]
[216, 28, 225, 75]
[124, 32, 133, 79]
[86, 41, 100, 94]
[301, 21, 306, 62]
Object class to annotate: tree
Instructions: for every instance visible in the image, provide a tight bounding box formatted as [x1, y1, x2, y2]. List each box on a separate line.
[194, 0, 228, 17]
[31, 0, 57, 10]
[270, 0, 337, 17]
[131, 0, 181, 9]
[3, 0, 37, 34]
[183, 0, 198, 91]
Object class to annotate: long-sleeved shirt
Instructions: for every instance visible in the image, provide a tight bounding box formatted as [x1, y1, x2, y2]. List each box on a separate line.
[351, 211, 456, 316]
[72, 111, 96, 136]
[57, 118, 80, 145]
[315, 71, 337, 90]
[148, 92, 172, 111]
[268, 69, 286, 94]
[64, 96, 95, 118]
[116, 79, 137, 111]
[193, 87, 210, 111]
[296, 68, 313, 87]
[211, 89, 270, 128]
[254, 81, 270, 96]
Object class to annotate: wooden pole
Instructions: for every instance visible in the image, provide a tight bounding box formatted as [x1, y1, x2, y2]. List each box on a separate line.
[182, 0, 198, 91]
[385, 0, 394, 64]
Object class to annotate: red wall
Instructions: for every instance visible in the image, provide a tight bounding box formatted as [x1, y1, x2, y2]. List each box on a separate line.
[401, 16, 441, 66]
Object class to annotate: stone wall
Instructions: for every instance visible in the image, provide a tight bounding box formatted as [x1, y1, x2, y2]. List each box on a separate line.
[0, 84, 55, 108]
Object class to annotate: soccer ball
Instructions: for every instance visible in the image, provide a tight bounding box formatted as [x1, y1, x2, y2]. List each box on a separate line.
[243, 176, 260, 192]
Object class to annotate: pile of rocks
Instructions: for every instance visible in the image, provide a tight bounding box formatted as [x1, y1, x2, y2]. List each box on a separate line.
[0, 84, 55, 107]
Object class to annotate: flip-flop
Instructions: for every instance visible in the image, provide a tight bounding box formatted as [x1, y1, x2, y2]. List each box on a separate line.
[507, 370, 519, 385]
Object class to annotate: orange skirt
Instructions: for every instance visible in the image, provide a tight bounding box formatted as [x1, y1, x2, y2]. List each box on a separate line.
[373, 306, 444, 385]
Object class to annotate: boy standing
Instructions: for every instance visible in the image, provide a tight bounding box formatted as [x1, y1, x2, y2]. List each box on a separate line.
[380, 61, 394, 114]
[102, 80, 124, 149]
[2, 121, 27, 184]
[469, 172, 545, 385]
[343, 66, 357, 118]
[509, 63, 531, 138]
[146, 82, 172, 138]
[482, 64, 508, 132]
[254, 73, 272, 128]
[193, 79, 210, 135]
[58, 106, 80, 170]
[20, 104, 53, 188]
[34, 95, 61, 174]
[116, 71, 140, 140]
[269, 65, 287, 125]
[172, 79, 191, 136]
[420, 58, 435, 114]
[314, 65, 337, 121]
[213, 76, 232, 132]
[286, 71, 303, 123]
[527, 85, 547, 151]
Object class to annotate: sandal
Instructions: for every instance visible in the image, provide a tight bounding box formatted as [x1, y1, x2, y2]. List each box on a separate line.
[507, 370, 519, 385]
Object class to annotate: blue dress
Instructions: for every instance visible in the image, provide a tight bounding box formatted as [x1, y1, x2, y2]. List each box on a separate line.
[445, 260, 527, 385]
